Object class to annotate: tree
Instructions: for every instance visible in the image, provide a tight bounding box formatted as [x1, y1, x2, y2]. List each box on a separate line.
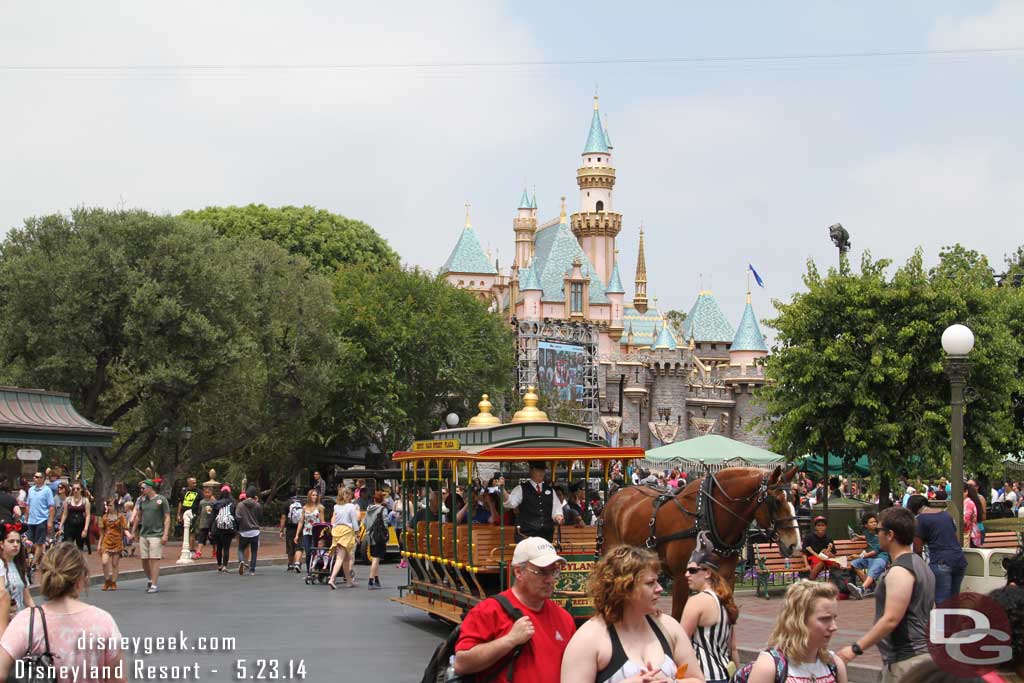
[181, 204, 400, 274]
[756, 247, 1023, 507]
[665, 310, 688, 341]
[313, 267, 515, 456]
[0, 209, 343, 496]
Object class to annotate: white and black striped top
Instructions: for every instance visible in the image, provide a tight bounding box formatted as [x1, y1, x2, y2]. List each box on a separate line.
[691, 589, 732, 682]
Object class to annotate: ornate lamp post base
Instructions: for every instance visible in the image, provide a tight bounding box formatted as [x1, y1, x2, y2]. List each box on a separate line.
[176, 509, 194, 565]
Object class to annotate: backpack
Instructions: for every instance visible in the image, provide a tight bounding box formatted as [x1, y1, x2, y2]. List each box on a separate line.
[368, 508, 388, 546]
[420, 594, 525, 683]
[734, 648, 838, 683]
[828, 567, 855, 596]
[215, 503, 236, 531]
[287, 500, 303, 526]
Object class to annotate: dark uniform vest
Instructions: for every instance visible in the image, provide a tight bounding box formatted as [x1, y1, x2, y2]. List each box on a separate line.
[518, 482, 554, 540]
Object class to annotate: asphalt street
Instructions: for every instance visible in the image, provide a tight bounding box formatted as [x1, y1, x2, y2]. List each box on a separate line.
[79, 564, 451, 682]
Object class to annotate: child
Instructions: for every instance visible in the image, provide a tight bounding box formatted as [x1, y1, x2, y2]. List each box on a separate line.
[122, 501, 136, 557]
[802, 515, 838, 580]
[848, 512, 889, 598]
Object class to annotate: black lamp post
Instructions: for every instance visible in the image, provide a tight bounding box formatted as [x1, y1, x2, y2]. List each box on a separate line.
[942, 324, 974, 539]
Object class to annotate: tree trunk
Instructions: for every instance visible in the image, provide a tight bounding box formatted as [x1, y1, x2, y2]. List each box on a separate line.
[877, 474, 892, 511]
[87, 446, 115, 502]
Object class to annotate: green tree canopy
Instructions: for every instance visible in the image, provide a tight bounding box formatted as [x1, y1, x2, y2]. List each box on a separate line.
[756, 247, 1023, 504]
[0, 208, 343, 495]
[181, 204, 400, 274]
[314, 267, 515, 455]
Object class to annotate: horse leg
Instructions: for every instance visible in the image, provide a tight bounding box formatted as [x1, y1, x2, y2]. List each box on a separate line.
[671, 568, 690, 621]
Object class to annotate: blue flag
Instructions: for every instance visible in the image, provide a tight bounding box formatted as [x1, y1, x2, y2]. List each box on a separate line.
[748, 264, 765, 288]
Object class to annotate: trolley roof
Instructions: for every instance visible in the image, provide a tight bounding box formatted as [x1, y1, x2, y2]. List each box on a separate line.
[392, 445, 645, 463]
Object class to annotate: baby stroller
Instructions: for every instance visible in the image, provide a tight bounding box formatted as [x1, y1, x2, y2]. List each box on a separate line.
[304, 522, 334, 585]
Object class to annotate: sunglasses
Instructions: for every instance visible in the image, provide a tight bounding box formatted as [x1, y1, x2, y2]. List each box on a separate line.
[686, 566, 705, 575]
[523, 565, 561, 579]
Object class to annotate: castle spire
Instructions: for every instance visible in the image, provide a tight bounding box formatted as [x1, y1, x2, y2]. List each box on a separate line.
[583, 94, 610, 154]
[464, 201, 472, 229]
[633, 222, 649, 313]
[559, 196, 567, 224]
[518, 185, 531, 210]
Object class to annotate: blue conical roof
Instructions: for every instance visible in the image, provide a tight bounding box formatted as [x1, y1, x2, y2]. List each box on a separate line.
[606, 260, 625, 294]
[530, 192, 537, 210]
[518, 188, 531, 209]
[731, 300, 768, 352]
[440, 226, 496, 275]
[682, 292, 735, 343]
[654, 321, 678, 350]
[519, 265, 542, 291]
[583, 105, 610, 154]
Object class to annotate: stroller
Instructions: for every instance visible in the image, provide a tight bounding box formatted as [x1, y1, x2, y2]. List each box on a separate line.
[304, 522, 334, 585]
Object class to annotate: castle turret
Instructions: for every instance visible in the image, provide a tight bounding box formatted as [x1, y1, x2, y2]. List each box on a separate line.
[633, 224, 649, 314]
[520, 261, 542, 321]
[513, 186, 537, 269]
[571, 95, 621, 285]
[606, 254, 625, 341]
[440, 202, 497, 300]
[654, 314, 678, 350]
[729, 290, 769, 369]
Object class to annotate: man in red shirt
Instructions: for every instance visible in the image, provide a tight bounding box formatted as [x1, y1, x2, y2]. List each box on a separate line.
[454, 537, 576, 683]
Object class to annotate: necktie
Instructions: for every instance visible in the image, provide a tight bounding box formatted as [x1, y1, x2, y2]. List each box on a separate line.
[536, 484, 542, 494]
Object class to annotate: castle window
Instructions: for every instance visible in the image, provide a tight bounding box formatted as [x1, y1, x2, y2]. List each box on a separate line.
[598, 157, 602, 162]
[596, 200, 604, 212]
[711, 343, 717, 350]
[570, 282, 584, 313]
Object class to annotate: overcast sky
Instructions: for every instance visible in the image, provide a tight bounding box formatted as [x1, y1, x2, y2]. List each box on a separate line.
[2, 2, 1022, 338]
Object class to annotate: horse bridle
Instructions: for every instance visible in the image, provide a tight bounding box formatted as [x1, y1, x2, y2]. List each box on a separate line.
[643, 471, 799, 556]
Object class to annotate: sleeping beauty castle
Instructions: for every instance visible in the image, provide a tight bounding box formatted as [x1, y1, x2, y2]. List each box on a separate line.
[440, 96, 770, 449]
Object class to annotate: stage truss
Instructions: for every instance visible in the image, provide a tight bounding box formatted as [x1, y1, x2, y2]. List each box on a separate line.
[513, 318, 599, 432]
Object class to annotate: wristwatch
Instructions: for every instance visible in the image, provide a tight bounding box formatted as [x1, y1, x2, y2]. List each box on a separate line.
[851, 643, 863, 656]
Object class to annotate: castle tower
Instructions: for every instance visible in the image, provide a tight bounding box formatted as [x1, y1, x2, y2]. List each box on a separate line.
[729, 290, 769, 368]
[606, 253, 625, 341]
[633, 224, 649, 314]
[439, 202, 497, 301]
[571, 95, 622, 285]
[513, 186, 537, 268]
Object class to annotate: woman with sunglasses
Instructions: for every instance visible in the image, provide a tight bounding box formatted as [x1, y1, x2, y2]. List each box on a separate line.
[681, 548, 738, 683]
[0, 522, 35, 633]
[562, 545, 704, 683]
[59, 483, 90, 551]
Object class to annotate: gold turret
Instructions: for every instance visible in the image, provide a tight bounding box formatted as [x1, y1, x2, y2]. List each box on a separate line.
[468, 394, 502, 427]
[512, 386, 549, 423]
[633, 223, 648, 314]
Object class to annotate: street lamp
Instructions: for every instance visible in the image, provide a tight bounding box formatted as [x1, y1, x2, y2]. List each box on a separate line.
[445, 413, 460, 429]
[657, 407, 671, 423]
[942, 324, 974, 539]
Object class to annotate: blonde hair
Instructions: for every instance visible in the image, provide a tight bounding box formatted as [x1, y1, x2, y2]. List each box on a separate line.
[338, 488, 353, 504]
[767, 580, 839, 664]
[588, 546, 661, 625]
[39, 543, 89, 600]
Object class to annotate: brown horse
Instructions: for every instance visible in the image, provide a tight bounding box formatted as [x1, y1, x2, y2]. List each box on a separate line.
[601, 465, 801, 620]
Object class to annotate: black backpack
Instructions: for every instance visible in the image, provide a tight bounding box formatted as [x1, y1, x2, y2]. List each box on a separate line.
[369, 509, 388, 546]
[828, 567, 855, 596]
[420, 595, 525, 683]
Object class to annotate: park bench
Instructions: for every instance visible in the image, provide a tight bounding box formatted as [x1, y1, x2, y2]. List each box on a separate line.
[753, 543, 810, 598]
[971, 531, 1021, 549]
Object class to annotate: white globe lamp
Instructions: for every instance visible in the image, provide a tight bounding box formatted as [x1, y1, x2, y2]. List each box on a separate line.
[445, 413, 460, 428]
[941, 324, 975, 356]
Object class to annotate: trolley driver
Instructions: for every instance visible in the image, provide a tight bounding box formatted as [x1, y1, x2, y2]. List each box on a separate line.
[501, 462, 563, 542]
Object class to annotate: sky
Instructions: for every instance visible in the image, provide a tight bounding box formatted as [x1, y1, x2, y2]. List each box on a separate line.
[2, 2, 1023, 340]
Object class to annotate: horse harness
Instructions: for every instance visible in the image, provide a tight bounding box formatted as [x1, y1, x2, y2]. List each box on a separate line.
[642, 472, 797, 557]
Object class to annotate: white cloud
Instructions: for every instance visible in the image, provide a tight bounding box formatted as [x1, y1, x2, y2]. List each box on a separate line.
[929, 2, 1024, 49]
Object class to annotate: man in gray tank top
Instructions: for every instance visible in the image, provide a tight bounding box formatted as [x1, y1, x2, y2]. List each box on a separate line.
[837, 507, 935, 683]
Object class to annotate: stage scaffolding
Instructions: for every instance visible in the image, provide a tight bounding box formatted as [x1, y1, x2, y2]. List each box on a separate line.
[513, 318, 600, 433]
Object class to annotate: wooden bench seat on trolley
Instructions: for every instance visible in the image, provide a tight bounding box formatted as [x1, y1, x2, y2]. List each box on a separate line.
[409, 521, 516, 572]
[553, 525, 598, 555]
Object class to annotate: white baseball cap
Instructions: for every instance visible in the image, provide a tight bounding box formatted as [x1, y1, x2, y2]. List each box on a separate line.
[512, 537, 566, 567]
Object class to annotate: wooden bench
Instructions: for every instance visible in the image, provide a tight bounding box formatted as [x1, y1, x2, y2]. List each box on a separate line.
[554, 526, 598, 555]
[833, 538, 868, 559]
[753, 543, 810, 598]
[972, 531, 1021, 549]
[455, 525, 516, 571]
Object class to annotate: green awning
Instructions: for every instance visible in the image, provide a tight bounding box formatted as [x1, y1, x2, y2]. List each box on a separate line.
[644, 434, 785, 468]
[0, 387, 114, 449]
[799, 453, 871, 477]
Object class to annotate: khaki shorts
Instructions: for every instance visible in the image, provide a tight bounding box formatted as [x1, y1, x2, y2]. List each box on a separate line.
[139, 536, 163, 560]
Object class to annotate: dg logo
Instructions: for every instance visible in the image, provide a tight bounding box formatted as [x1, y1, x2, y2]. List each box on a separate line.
[927, 592, 1012, 678]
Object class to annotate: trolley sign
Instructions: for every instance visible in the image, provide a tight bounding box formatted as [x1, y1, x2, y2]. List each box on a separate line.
[410, 439, 461, 452]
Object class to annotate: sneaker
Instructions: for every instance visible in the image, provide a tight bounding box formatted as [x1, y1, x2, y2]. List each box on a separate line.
[848, 585, 863, 600]
[248, 570, 256, 576]
[192, 551, 203, 560]
[146, 585, 159, 594]
[397, 560, 408, 569]
[861, 587, 875, 598]
[238, 561, 246, 576]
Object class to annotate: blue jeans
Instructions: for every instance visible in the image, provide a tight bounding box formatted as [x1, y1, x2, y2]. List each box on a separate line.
[931, 561, 965, 605]
[852, 556, 888, 580]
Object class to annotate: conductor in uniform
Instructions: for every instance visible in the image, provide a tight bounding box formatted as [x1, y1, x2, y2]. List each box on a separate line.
[502, 462, 563, 542]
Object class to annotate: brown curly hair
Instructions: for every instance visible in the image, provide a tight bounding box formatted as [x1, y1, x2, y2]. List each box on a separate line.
[588, 546, 662, 625]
